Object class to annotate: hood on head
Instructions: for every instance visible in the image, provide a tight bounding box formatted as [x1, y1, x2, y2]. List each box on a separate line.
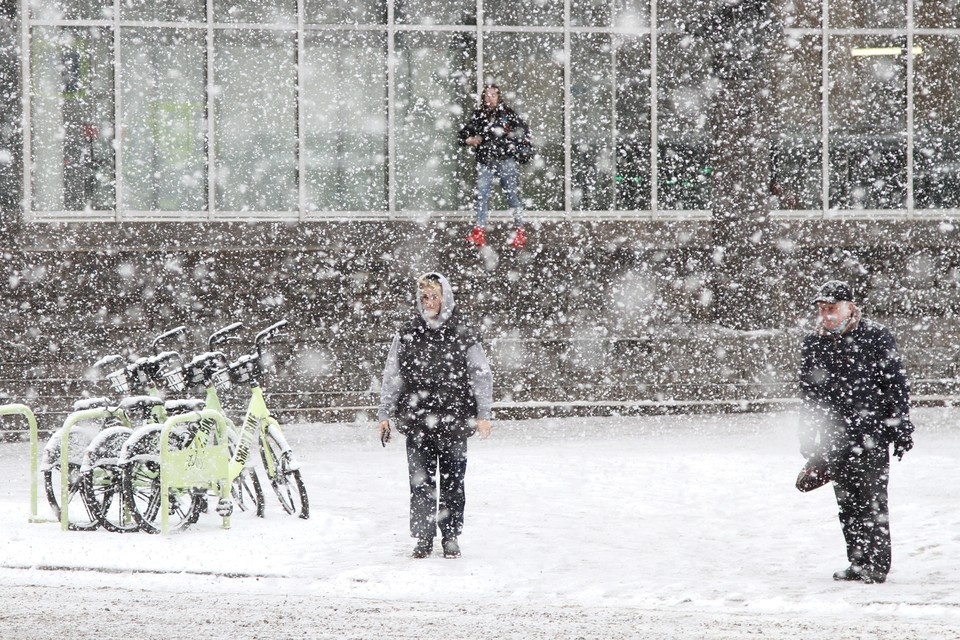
[416, 272, 456, 328]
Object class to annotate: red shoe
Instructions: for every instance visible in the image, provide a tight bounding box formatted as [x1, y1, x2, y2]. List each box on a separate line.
[509, 227, 527, 249]
[467, 226, 486, 247]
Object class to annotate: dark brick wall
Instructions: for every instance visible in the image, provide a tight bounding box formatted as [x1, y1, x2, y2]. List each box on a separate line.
[3, 219, 960, 431]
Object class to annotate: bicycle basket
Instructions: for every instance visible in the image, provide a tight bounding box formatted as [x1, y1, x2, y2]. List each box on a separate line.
[107, 368, 131, 394]
[212, 367, 233, 390]
[228, 355, 259, 385]
[162, 367, 188, 393]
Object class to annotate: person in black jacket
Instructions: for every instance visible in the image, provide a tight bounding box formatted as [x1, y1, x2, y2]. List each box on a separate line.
[378, 272, 493, 559]
[458, 84, 530, 249]
[798, 280, 914, 584]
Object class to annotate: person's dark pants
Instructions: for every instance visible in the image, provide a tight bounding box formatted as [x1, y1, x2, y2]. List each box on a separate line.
[832, 446, 892, 578]
[405, 431, 468, 541]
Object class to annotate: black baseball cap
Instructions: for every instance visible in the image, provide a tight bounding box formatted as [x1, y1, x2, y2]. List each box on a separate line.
[811, 280, 854, 305]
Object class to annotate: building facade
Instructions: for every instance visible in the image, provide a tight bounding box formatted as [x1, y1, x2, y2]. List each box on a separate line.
[2, 0, 960, 422]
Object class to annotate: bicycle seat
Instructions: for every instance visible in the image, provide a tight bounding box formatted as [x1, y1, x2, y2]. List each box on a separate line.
[72, 397, 110, 411]
[164, 399, 206, 415]
[119, 395, 164, 412]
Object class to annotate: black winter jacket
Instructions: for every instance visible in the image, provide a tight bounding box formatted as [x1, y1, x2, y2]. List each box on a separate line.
[798, 318, 913, 460]
[458, 105, 530, 165]
[396, 307, 480, 436]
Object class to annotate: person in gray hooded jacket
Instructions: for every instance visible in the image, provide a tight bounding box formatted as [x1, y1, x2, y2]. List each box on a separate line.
[378, 272, 493, 559]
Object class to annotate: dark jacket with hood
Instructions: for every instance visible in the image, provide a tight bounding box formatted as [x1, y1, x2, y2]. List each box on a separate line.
[378, 273, 493, 437]
[458, 104, 530, 165]
[798, 311, 913, 463]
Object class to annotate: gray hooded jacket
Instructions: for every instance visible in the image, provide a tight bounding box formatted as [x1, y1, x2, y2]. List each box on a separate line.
[377, 272, 493, 424]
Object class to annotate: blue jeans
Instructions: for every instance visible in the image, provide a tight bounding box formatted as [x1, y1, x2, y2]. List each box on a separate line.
[475, 158, 524, 228]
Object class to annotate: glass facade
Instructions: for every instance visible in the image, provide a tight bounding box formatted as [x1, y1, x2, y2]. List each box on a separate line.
[20, 0, 960, 220]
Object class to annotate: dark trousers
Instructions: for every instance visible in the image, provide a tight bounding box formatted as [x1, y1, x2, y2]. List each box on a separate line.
[405, 432, 468, 541]
[832, 446, 892, 577]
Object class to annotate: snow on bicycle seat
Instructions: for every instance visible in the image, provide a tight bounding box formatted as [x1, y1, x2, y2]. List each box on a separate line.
[72, 397, 110, 411]
[163, 398, 206, 415]
[119, 395, 164, 411]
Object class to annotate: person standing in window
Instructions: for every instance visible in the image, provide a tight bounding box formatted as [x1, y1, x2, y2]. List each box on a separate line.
[798, 280, 914, 584]
[459, 84, 530, 249]
[378, 272, 493, 559]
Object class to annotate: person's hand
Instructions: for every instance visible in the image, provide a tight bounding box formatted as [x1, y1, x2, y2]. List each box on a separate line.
[894, 432, 913, 460]
[379, 420, 391, 447]
[477, 419, 492, 440]
[466, 135, 482, 147]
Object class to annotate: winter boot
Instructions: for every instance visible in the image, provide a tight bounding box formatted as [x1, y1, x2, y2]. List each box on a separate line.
[508, 227, 527, 250]
[832, 565, 863, 581]
[467, 226, 486, 247]
[441, 536, 461, 559]
[412, 537, 434, 559]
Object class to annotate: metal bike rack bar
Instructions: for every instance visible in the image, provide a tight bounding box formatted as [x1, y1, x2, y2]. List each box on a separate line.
[159, 409, 232, 535]
[0, 403, 49, 524]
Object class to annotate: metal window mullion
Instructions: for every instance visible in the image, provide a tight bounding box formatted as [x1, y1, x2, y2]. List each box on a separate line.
[206, 0, 216, 220]
[297, 0, 306, 221]
[113, 0, 122, 220]
[905, 0, 915, 213]
[563, 0, 572, 217]
[821, 1, 830, 216]
[477, 0, 484, 95]
[611, 36, 618, 210]
[650, 0, 659, 217]
[387, 0, 396, 216]
[21, 0, 31, 220]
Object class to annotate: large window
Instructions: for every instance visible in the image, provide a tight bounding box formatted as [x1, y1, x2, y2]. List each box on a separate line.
[20, 0, 960, 221]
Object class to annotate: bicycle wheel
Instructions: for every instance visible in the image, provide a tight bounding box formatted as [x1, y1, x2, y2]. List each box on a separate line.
[231, 467, 265, 518]
[44, 462, 99, 531]
[260, 430, 309, 519]
[122, 457, 203, 534]
[81, 465, 139, 533]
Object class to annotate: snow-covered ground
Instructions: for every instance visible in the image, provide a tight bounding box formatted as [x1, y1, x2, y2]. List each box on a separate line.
[1, 408, 959, 639]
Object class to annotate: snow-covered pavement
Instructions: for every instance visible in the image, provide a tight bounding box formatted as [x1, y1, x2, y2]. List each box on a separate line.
[1, 408, 958, 639]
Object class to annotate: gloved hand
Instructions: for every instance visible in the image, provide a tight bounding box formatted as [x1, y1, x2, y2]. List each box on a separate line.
[893, 433, 913, 461]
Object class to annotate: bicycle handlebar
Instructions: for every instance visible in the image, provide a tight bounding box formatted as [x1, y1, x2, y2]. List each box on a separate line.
[151, 325, 187, 353]
[255, 319, 288, 347]
[208, 322, 244, 349]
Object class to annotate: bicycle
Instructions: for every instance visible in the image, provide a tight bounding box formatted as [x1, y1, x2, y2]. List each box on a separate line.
[213, 320, 309, 519]
[161, 321, 265, 520]
[42, 327, 185, 531]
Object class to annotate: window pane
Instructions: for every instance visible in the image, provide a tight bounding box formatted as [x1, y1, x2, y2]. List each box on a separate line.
[771, 35, 821, 210]
[394, 31, 476, 211]
[120, 0, 204, 22]
[304, 0, 386, 24]
[31, 26, 115, 212]
[776, 0, 820, 28]
[614, 35, 651, 210]
[829, 36, 907, 209]
[483, 32, 565, 212]
[657, 33, 712, 211]
[914, 36, 960, 209]
[396, 0, 475, 25]
[572, 0, 649, 28]
[121, 28, 206, 211]
[214, 0, 296, 24]
[830, 0, 904, 29]
[571, 33, 651, 211]
[303, 31, 387, 211]
[214, 30, 298, 212]
[916, 0, 960, 29]
[483, 0, 562, 27]
[30, 0, 109, 20]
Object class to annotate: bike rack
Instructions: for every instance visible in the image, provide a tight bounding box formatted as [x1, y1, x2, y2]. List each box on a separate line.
[55, 407, 123, 531]
[0, 403, 51, 524]
[159, 409, 232, 535]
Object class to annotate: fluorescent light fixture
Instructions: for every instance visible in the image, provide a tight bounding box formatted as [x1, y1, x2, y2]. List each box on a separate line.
[851, 46, 923, 57]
